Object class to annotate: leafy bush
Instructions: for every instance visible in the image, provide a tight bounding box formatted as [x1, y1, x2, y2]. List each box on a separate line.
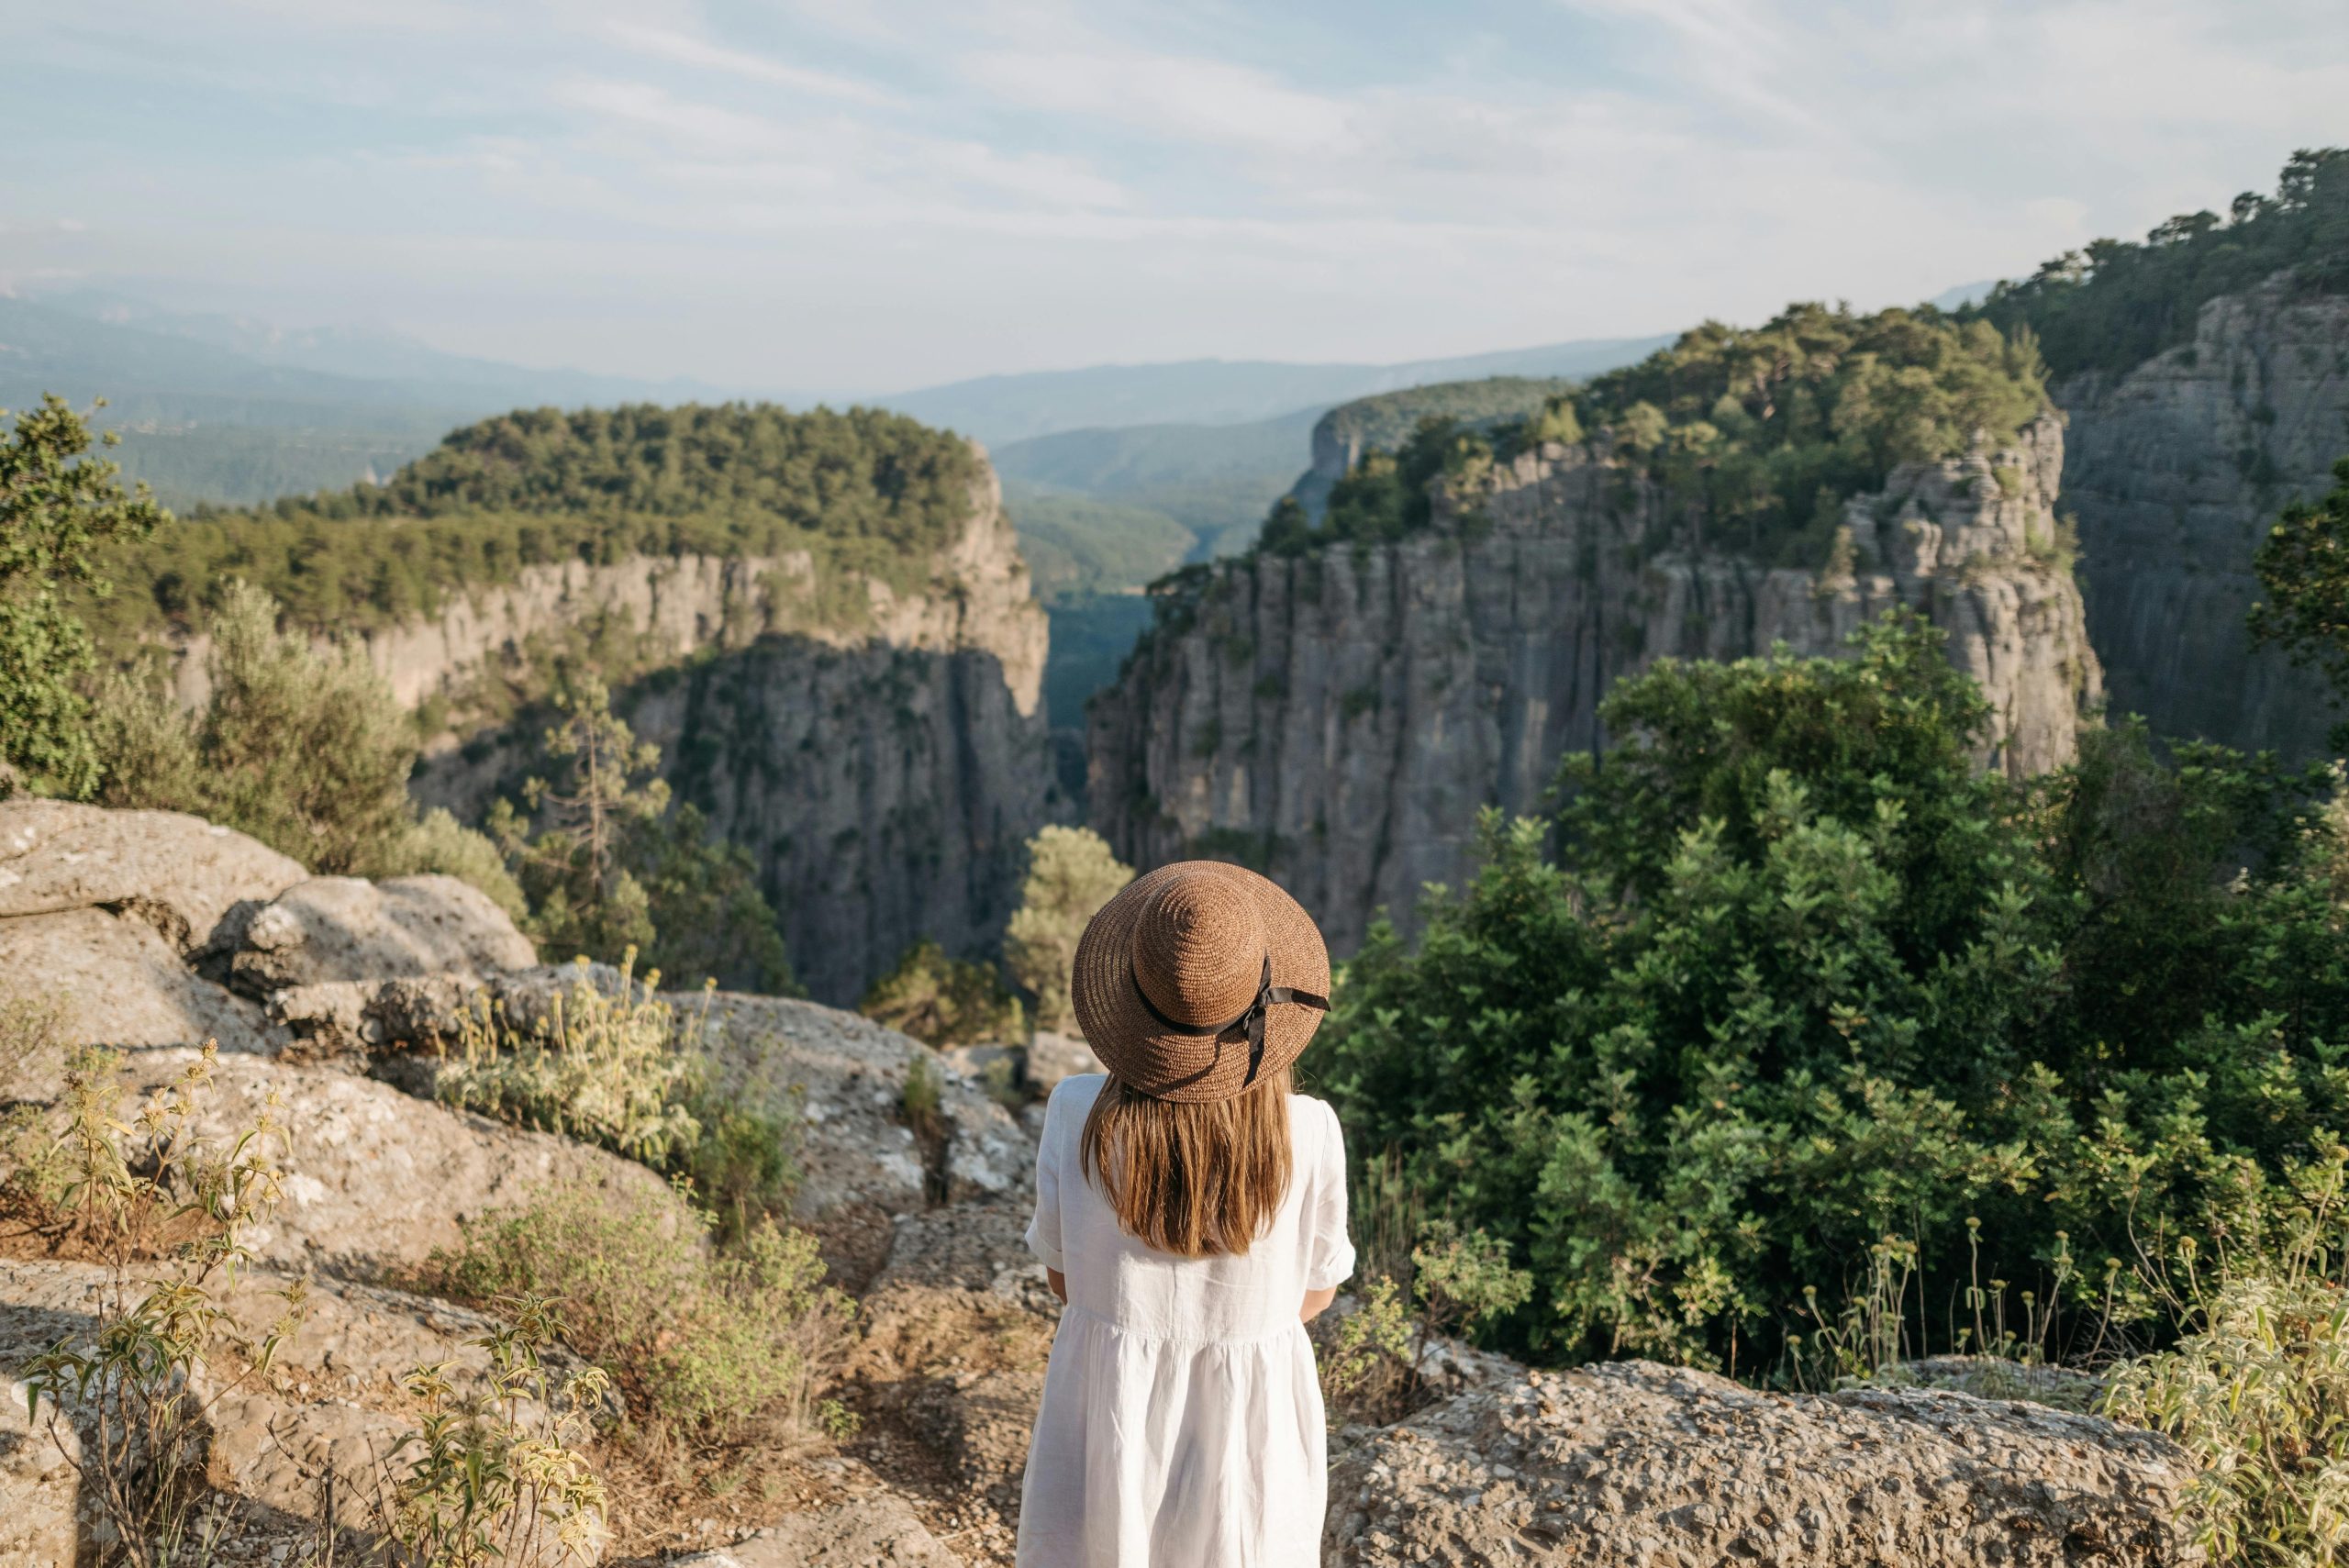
[381, 806, 530, 924]
[384, 1298, 611, 1568]
[437, 955, 802, 1239]
[17, 1044, 310, 1568]
[1004, 825, 1134, 1033]
[860, 939, 1025, 1048]
[1, 395, 167, 796]
[94, 578, 419, 874]
[2106, 1149, 2349, 1568]
[423, 1180, 854, 1440]
[1322, 611, 2349, 1369]
[2254, 455, 2349, 728]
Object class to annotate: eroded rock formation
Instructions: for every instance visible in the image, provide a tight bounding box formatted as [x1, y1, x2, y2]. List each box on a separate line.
[1088, 416, 2101, 952]
[2058, 271, 2349, 756]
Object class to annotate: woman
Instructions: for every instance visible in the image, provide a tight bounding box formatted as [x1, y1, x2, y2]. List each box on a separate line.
[1017, 860, 1354, 1567]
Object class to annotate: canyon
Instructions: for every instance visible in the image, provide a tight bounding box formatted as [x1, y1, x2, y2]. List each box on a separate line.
[1086, 413, 2101, 952]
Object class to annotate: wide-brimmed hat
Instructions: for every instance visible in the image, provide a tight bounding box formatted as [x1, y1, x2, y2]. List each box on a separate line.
[1070, 860, 1331, 1103]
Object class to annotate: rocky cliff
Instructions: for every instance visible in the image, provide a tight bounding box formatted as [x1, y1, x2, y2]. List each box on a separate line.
[1088, 414, 2100, 953]
[2057, 270, 2349, 756]
[173, 450, 1052, 1006]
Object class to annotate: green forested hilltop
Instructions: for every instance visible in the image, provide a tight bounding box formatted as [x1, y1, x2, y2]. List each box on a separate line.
[1962, 147, 2349, 378]
[1249, 303, 2048, 570]
[83, 402, 985, 642]
[1313, 375, 1578, 462]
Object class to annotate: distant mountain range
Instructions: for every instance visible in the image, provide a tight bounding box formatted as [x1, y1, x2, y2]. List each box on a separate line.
[875, 335, 1675, 447]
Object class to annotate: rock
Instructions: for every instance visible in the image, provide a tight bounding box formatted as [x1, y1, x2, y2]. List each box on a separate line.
[2059, 271, 2349, 759]
[1090, 417, 2101, 954]
[1024, 1029, 1102, 1095]
[0, 798, 306, 951]
[230, 874, 536, 994]
[111, 1048, 682, 1277]
[387, 462, 1054, 1007]
[0, 1374, 82, 1568]
[698, 995, 1033, 1218]
[675, 1495, 964, 1567]
[1323, 1359, 2199, 1567]
[0, 906, 284, 1062]
[0, 1259, 607, 1565]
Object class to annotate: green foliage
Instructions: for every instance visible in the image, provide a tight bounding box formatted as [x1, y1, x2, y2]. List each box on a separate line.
[2105, 1150, 2349, 1568]
[1005, 825, 1135, 1034]
[1316, 376, 1579, 463]
[0, 395, 167, 796]
[1967, 148, 2349, 378]
[385, 1298, 611, 1568]
[1322, 611, 2349, 1369]
[423, 1179, 854, 1440]
[1552, 304, 2049, 562]
[487, 678, 796, 991]
[84, 402, 982, 644]
[2254, 456, 2349, 716]
[860, 939, 1025, 1048]
[1007, 482, 1197, 603]
[93, 579, 421, 874]
[18, 1044, 309, 1568]
[433, 953, 804, 1240]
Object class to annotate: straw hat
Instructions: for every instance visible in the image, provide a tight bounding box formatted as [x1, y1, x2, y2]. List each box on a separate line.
[1070, 860, 1331, 1103]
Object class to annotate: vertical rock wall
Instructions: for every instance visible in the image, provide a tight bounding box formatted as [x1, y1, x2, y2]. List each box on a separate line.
[1086, 415, 2099, 954]
[370, 453, 1055, 1005]
[2056, 272, 2349, 757]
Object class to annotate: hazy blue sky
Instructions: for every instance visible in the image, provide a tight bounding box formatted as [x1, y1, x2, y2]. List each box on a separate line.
[4, 0, 2343, 392]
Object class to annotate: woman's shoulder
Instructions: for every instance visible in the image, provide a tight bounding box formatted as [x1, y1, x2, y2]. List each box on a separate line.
[1043, 1072, 1108, 1127]
[1284, 1091, 1343, 1144]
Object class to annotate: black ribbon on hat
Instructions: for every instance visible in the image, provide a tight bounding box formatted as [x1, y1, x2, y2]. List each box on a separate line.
[1130, 952, 1330, 1087]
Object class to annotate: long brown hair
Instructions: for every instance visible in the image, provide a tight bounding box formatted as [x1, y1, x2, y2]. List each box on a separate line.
[1079, 1067, 1294, 1258]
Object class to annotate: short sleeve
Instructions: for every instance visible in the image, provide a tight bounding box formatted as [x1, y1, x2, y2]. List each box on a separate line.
[1024, 1081, 1066, 1273]
[1304, 1099, 1356, 1291]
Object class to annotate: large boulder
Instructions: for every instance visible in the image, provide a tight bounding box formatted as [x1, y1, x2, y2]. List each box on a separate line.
[1323, 1359, 2199, 1567]
[0, 1260, 606, 1566]
[700, 995, 1032, 1219]
[115, 1049, 682, 1278]
[0, 799, 306, 951]
[0, 906, 284, 1063]
[230, 875, 536, 994]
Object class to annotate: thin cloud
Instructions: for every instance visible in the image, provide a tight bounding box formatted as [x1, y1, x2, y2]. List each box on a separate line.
[602, 21, 903, 107]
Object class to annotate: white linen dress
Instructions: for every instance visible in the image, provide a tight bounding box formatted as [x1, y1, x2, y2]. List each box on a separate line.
[1016, 1073, 1356, 1568]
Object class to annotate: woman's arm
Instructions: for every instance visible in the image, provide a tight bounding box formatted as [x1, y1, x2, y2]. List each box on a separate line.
[1047, 1267, 1067, 1303]
[1300, 1285, 1337, 1323]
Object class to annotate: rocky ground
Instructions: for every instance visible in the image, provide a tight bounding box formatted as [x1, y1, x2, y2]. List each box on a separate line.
[0, 799, 2204, 1566]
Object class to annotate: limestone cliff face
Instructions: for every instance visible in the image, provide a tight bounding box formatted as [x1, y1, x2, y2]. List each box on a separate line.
[209, 449, 1052, 1006]
[2056, 271, 2349, 757]
[1087, 415, 2099, 953]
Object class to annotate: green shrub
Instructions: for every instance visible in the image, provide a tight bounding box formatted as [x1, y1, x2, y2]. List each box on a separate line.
[1004, 825, 1134, 1034]
[423, 1180, 854, 1439]
[0, 395, 166, 798]
[379, 806, 531, 924]
[1323, 611, 2349, 1369]
[436, 953, 801, 1233]
[93, 579, 420, 875]
[2106, 1149, 2349, 1567]
[860, 939, 1024, 1048]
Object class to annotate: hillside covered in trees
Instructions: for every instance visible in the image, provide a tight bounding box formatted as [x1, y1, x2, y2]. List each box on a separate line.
[1963, 146, 2349, 377]
[83, 402, 986, 645]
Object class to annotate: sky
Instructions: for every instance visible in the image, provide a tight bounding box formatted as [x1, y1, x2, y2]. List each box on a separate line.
[4, 0, 2345, 394]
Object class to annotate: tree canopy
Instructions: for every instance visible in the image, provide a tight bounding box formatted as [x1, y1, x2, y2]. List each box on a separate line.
[1964, 148, 2349, 379]
[83, 403, 984, 644]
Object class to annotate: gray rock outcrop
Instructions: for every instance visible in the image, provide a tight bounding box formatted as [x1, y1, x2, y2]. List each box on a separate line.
[2058, 271, 2349, 756]
[0, 1373, 81, 1568]
[0, 798, 307, 951]
[671, 1496, 966, 1568]
[361, 453, 1055, 1005]
[1324, 1360, 2199, 1567]
[1089, 416, 2101, 952]
[229, 873, 536, 994]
